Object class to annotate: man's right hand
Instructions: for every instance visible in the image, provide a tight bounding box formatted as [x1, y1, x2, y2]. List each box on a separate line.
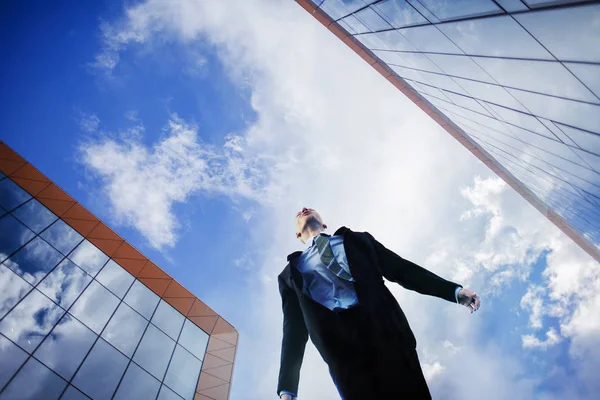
[457, 288, 481, 313]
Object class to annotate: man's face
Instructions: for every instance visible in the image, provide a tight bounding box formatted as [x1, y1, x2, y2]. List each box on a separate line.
[295, 207, 323, 238]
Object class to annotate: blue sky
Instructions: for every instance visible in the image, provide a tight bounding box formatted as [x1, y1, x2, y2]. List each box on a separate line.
[0, 0, 258, 314]
[1, 1, 599, 399]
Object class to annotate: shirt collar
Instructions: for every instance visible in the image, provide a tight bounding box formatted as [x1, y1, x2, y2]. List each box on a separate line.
[287, 227, 350, 261]
[304, 231, 329, 248]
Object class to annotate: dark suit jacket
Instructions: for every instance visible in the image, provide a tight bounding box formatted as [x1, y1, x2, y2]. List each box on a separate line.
[277, 227, 462, 396]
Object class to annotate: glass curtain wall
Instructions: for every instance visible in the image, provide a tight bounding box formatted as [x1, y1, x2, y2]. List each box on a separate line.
[0, 175, 209, 400]
[312, 0, 600, 245]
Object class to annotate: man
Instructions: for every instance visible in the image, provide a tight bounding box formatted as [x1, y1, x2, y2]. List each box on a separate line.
[277, 208, 481, 400]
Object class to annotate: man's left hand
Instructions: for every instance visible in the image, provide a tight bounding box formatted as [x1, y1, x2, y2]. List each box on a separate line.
[457, 288, 480, 313]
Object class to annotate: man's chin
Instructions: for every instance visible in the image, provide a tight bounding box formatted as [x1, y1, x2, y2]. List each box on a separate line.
[302, 217, 322, 232]
[304, 215, 319, 224]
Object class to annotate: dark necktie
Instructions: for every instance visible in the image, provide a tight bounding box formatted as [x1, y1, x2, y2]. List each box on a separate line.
[314, 234, 353, 281]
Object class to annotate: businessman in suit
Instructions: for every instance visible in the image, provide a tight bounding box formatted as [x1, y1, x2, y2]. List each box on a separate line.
[277, 208, 481, 400]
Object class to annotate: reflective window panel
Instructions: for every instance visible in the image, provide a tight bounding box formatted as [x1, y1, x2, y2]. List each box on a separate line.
[355, 6, 391, 31]
[37, 259, 92, 310]
[0, 178, 31, 211]
[69, 280, 120, 334]
[0, 334, 28, 391]
[0, 215, 35, 263]
[40, 220, 83, 257]
[0, 357, 66, 400]
[565, 63, 600, 99]
[438, 15, 552, 59]
[151, 300, 185, 341]
[495, 0, 528, 12]
[95, 260, 134, 299]
[68, 240, 108, 277]
[12, 199, 57, 234]
[61, 385, 91, 400]
[33, 314, 97, 381]
[0, 264, 32, 320]
[72, 338, 128, 400]
[157, 385, 184, 400]
[123, 280, 160, 320]
[515, 3, 600, 63]
[374, 0, 428, 29]
[132, 324, 176, 381]
[163, 345, 203, 400]
[2, 236, 64, 285]
[0, 289, 65, 353]
[101, 302, 148, 357]
[417, 0, 501, 21]
[178, 319, 209, 361]
[320, 0, 369, 20]
[113, 362, 161, 400]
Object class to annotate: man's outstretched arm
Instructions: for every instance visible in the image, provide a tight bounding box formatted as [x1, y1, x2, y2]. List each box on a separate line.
[277, 275, 309, 398]
[365, 232, 480, 311]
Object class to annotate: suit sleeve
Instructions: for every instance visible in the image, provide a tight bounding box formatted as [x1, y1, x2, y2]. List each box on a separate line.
[277, 275, 308, 397]
[365, 232, 461, 303]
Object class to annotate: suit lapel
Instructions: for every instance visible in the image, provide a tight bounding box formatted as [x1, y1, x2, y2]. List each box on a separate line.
[284, 251, 303, 290]
[289, 254, 304, 291]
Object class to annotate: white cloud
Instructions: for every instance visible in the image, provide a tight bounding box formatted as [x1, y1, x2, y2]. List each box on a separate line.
[88, 1, 600, 399]
[553, 250, 600, 395]
[521, 284, 546, 329]
[80, 113, 100, 133]
[422, 361, 445, 381]
[125, 110, 139, 122]
[522, 327, 561, 349]
[426, 176, 549, 296]
[443, 340, 460, 355]
[0, 260, 32, 318]
[233, 253, 254, 271]
[79, 115, 281, 249]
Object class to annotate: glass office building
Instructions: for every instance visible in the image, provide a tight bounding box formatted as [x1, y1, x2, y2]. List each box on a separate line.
[0, 141, 237, 400]
[297, 0, 600, 262]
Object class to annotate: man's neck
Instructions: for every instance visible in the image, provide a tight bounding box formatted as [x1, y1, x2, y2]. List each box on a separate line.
[302, 227, 324, 244]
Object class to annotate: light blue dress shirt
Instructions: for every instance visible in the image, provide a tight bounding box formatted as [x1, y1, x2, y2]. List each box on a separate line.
[296, 232, 358, 312]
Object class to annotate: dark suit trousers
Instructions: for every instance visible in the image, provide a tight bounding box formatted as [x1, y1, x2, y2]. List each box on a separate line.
[326, 305, 432, 400]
